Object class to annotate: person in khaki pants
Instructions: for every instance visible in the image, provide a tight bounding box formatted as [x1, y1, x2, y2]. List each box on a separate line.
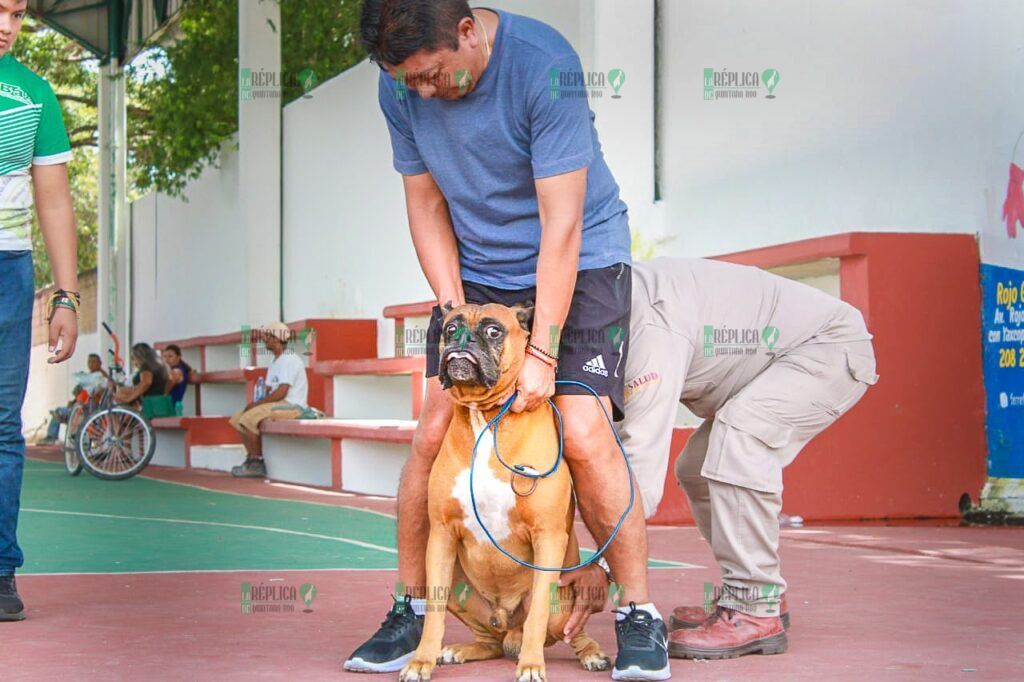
[229, 323, 307, 478]
[616, 257, 878, 660]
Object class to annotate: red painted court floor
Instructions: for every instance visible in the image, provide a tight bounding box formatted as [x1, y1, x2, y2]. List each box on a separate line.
[6, 453, 1024, 680]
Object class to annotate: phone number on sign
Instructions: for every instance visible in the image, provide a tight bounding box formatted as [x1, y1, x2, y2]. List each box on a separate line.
[998, 347, 1024, 368]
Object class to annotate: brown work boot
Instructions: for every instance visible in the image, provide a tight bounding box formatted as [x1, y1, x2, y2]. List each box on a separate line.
[668, 607, 788, 659]
[670, 594, 790, 631]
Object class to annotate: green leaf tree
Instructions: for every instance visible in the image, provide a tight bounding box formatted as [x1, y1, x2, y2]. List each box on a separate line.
[19, 0, 367, 287]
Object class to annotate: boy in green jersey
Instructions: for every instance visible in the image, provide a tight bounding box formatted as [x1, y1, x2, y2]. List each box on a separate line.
[0, 0, 80, 621]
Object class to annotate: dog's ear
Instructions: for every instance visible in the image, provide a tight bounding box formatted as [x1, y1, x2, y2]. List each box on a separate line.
[511, 302, 534, 333]
[441, 300, 455, 314]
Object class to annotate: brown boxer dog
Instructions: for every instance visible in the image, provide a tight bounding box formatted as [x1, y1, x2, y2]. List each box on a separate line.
[399, 302, 609, 682]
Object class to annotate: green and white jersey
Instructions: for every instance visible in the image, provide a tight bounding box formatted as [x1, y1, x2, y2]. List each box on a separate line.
[0, 53, 71, 251]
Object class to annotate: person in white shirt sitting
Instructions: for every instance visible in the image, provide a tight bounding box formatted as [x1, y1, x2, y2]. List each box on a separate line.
[39, 353, 108, 445]
[229, 322, 308, 478]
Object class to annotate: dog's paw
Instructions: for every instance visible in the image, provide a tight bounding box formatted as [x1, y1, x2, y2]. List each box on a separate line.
[503, 629, 523, 659]
[579, 651, 611, 672]
[438, 642, 503, 665]
[438, 645, 464, 665]
[514, 660, 546, 682]
[399, 657, 436, 681]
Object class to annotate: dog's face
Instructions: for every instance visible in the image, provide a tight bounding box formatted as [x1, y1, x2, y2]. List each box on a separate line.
[438, 302, 533, 406]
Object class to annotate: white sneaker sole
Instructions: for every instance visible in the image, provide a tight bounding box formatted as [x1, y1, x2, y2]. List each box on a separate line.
[343, 651, 414, 674]
[611, 662, 671, 681]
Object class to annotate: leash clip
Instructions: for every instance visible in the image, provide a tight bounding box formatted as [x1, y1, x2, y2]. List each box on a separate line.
[510, 464, 540, 497]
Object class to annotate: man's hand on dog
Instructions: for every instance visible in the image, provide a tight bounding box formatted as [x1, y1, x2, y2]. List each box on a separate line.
[511, 353, 555, 412]
[559, 564, 608, 642]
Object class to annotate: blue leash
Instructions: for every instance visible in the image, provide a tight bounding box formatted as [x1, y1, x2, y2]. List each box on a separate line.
[467, 379, 635, 572]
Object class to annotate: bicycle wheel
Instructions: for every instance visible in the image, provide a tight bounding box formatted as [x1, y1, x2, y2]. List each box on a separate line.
[77, 406, 156, 480]
[63, 404, 85, 476]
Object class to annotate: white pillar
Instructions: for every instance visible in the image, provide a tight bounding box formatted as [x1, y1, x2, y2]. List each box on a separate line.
[238, 0, 282, 325]
[97, 59, 129, 362]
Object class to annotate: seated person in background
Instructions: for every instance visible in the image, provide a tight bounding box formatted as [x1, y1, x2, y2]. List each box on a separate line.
[229, 322, 308, 479]
[161, 344, 198, 411]
[113, 343, 169, 408]
[39, 353, 108, 444]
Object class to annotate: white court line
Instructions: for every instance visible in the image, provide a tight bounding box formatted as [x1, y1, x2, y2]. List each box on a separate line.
[21, 508, 398, 555]
[20, 567, 394, 577]
[26, 459, 699, 569]
[27, 456, 398, 520]
[22, 509, 698, 570]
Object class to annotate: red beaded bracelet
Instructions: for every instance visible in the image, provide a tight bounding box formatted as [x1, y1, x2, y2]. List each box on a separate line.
[525, 346, 557, 371]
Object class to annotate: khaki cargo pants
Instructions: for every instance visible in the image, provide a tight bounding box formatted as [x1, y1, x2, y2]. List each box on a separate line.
[229, 401, 303, 436]
[675, 340, 878, 616]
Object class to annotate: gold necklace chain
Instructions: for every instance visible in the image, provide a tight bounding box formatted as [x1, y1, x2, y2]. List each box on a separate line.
[474, 11, 492, 64]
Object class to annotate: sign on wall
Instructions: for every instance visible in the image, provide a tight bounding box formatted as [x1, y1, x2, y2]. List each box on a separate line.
[981, 263, 1024, 477]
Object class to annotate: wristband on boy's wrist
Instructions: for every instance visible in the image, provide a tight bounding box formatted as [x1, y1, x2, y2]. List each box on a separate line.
[47, 289, 81, 322]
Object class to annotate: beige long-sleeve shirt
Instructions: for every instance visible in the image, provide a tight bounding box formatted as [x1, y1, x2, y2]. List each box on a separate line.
[618, 257, 873, 515]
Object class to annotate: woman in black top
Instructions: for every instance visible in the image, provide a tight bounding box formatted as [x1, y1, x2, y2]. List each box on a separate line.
[114, 343, 169, 406]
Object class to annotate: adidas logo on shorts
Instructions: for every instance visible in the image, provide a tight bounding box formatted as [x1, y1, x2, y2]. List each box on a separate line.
[583, 354, 609, 377]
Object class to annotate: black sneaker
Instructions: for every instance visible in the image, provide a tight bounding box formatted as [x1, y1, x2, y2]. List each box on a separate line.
[0, 574, 25, 622]
[612, 602, 671, 681]
[230, 458, 267, 478]
[343, 594, 423, 673]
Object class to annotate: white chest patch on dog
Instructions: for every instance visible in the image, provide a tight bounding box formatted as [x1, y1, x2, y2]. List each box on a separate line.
[452, 408, 516, 543]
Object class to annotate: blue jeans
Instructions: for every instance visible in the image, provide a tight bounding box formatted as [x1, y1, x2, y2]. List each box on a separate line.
[0, 251, 33, 575]
[47, 406, 72, 441]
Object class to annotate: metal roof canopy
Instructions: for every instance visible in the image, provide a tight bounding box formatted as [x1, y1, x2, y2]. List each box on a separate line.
[28, 0, 185, 63]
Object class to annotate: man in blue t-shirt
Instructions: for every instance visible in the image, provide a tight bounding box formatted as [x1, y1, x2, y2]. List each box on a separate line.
[344, 2, 669, 681]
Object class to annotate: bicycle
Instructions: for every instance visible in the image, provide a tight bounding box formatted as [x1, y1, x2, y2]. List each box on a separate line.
[63, 369, 107, 476]
[75, 323, 158, 480]
[63, 400, 85, 476]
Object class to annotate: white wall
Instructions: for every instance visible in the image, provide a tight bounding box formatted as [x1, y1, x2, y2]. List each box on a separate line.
[130, 139, 246, 343]
[655, 0, 1024, 259]
[126, 0, 1024, 354]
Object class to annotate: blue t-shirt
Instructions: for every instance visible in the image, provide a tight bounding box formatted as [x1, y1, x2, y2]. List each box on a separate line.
[378, 8, 631, 289]
[168, 362, 191, 404]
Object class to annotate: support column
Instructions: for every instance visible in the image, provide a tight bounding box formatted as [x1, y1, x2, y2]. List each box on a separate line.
[97, 58, 129, 358]
[238, 0, 283, 326]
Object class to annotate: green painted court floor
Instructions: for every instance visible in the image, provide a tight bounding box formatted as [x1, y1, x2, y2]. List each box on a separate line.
[19, 459, 688, 575]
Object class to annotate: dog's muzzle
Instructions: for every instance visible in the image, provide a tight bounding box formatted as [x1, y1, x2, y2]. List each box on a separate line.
[442, 348, 487, 386]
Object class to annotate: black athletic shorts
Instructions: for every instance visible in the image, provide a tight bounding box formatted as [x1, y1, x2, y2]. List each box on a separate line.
[426, 262, 631, 421]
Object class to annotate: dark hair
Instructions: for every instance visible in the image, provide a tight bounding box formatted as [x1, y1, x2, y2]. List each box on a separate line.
[360, 0, 473, 66]
[165, 344, 182, 356]
[88, 353, 102, 363]
[131, 343, 168, 387]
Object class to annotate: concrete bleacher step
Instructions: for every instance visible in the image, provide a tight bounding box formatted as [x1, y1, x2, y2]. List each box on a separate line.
[197, 369, 263, 417]
[150, 416, 242, 471]
[152, 424, 186, 468]
[189, 444, 249, 473]
[316, 357, 425, 421]
[260, 418, 415, 495]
